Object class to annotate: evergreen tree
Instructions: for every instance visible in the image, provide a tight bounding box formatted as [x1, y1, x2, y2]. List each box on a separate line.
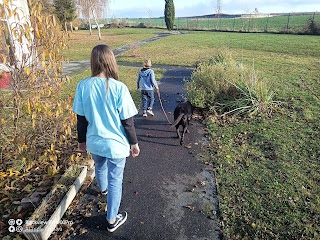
[164, 0, 175, 31]
[54, 0, 77, 31]
[40, 0, 55, 14]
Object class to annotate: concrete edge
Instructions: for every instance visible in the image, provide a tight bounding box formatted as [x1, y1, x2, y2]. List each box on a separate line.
[23, 165, 88, 240]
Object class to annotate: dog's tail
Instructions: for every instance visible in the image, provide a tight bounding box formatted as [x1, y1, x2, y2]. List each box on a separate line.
[171, 113, 184, 127]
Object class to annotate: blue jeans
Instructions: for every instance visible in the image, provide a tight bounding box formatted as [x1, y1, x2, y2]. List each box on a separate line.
[91, 154, 126, 222]
[141, 90, 155, 112]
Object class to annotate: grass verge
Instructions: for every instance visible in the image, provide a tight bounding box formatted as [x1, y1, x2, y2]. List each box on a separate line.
[206, 107, 319, 239]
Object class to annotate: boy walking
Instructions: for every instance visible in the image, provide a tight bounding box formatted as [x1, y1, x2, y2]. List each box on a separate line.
[137, 59, 159, 117]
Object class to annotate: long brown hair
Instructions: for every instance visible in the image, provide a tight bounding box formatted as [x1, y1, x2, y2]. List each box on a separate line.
[90, 44, 119, 80]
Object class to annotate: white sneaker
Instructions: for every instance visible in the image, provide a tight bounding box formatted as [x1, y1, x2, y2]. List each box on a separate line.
[146, 109, 154, 116]
[107, 211, 127, 232]
[142, 112, 147, 117]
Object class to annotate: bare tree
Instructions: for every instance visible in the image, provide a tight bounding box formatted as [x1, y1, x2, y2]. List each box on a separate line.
[215, 0, 222, 30]
[75, 0, 109, 39]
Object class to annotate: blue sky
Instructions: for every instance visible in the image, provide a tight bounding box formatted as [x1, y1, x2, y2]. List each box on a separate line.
[108, 0, 319, 18]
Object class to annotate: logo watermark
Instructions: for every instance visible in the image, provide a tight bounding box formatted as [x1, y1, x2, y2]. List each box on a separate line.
[8, 218, 73, 233]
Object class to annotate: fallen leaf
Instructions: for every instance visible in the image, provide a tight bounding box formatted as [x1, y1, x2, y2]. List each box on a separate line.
[80, 228, 88, 234]
[22, 184, 33, 192]
[0, 198, 9, 203]
[97, 201, 106, 212]
[183, 205, 195, 211]
[200, 180, 206, 186]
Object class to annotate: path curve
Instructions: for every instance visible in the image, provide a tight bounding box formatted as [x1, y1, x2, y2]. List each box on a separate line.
[62, 32, 179, 76]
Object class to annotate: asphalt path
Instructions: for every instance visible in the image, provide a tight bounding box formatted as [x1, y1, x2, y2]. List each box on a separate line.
[71, 64, 222, 240]
[62, 32, 182, 76]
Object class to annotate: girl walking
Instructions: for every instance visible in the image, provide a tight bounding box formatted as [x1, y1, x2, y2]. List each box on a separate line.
[73, 44, 140, 232]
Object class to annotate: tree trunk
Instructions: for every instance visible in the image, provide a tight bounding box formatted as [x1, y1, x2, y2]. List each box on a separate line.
[90, 7, 101, 40]
[97, 24, 101, 40]
[89, 18, 92, 35]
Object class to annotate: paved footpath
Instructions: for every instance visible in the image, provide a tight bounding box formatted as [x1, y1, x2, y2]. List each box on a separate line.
[60, 33, 222, 240]
[62, 33, 180, 76]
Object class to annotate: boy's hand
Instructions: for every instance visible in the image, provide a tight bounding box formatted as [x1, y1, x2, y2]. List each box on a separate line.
[130, 143, 140, 157]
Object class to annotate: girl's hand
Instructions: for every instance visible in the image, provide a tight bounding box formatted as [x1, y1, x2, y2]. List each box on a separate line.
[130, 143, 140, 157]
[77, 142, 87, 153]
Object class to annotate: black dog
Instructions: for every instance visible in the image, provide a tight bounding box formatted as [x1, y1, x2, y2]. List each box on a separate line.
[171, 101, 193, 145]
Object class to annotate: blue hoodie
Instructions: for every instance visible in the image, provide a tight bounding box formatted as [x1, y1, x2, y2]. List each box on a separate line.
[137, 68, 158, 91]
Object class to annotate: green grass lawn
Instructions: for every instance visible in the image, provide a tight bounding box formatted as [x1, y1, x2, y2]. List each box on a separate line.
[64, 28, 320, 239]
[126, 13, 320, 33]
[118, 31, 320, 65]
[61, 28, 166, 61]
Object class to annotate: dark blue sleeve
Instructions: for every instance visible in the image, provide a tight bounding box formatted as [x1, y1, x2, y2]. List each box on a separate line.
[121, 117, 138, 144]
[77, 114, 88, 143]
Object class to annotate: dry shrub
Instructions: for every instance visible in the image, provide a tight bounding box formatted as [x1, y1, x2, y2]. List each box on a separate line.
[185, 49, 279, 116]
[0, 0, 83, 224]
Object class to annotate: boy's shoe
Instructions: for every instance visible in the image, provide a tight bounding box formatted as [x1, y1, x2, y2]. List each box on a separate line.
[107, 211, 127, 232]
[146, 109, 154, 116]
[142, 112, 147, 117]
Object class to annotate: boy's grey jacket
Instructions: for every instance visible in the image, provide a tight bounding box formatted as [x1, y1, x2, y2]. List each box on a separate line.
[137, 68, 158, 90]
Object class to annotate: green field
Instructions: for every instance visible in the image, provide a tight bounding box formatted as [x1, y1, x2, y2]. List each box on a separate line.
[121, 13, 320, 33]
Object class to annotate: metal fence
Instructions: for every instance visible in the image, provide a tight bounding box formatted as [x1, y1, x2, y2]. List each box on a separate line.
[121, 12, 320, 34]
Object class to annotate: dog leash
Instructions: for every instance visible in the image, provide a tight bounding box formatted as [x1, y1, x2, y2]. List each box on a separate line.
[157, 90, 172, 124]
